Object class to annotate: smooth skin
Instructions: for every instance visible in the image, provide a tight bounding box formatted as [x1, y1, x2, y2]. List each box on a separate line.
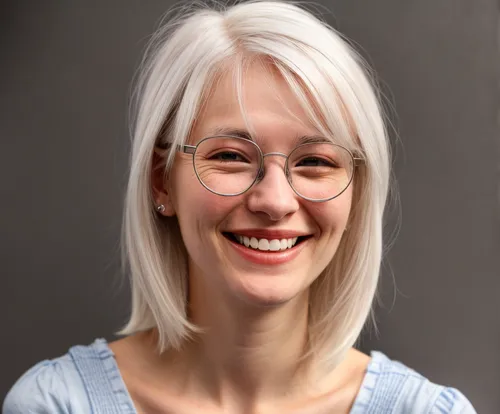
[110, 60, 371, 414]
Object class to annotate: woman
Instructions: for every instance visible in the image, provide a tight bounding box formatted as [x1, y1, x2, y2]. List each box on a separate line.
[3, 1, 475, 413]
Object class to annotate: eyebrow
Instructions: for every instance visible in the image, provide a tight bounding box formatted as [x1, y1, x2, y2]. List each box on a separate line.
[207, 127, 330, 145]
[208, 127, 253, 140]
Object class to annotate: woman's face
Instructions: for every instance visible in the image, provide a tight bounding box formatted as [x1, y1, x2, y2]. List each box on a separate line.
[160, 63, 353, 307]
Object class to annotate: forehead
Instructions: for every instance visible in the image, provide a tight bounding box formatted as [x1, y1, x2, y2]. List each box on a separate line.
[190, 60, 322, 143]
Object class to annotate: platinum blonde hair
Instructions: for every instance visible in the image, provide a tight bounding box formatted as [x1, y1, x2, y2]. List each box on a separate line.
[120, 0, 391, 372]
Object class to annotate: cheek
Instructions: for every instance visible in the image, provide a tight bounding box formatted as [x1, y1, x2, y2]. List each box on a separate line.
[306, 190, 353, 232]
[171, 163, 238, 217]
[178, 190, 239, 226]
[172, 173, 241, 242]
[174, 191, 243, 275]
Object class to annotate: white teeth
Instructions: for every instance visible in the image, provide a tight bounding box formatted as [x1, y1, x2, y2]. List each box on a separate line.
[258, 239, 270, 250]
[232, 234, 301, 251]
[269, 240, 281, 251]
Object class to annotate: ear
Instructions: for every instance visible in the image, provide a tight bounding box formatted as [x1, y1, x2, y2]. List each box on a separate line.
[151, 148, 176, 216]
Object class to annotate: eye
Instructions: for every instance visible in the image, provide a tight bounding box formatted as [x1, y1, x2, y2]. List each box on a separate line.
[210, 151, 249, 162]
[296, 156, 337, 168]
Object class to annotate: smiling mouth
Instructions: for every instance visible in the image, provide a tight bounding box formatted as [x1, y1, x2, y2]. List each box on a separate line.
[223, 233, 311, 252]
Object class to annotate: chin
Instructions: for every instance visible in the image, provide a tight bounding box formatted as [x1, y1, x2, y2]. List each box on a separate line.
[229, 273, 307, 308]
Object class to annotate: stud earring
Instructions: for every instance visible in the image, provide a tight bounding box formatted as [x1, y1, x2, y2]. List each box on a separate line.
[156, 204, 165, 213]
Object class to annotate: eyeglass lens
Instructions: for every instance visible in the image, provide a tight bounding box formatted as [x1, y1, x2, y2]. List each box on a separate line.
[193, 136, 354, 201]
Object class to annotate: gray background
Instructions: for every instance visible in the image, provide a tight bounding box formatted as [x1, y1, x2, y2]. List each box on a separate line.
[1, 0, 498, 412]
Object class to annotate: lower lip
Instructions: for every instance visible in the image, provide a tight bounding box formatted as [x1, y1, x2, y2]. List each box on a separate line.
[227, 236, 307, 265]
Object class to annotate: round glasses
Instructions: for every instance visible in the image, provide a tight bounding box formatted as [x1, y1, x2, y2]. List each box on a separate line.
[160, 135, 363, 202]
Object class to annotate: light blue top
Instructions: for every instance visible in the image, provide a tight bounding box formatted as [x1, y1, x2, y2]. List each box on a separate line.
[3, 338, 476, 413]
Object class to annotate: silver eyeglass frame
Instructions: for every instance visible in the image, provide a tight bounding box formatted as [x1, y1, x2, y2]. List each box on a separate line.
[157, 135, 364, 203]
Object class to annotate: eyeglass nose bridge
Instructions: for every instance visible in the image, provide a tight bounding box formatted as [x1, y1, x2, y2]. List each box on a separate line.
[256, 152, 290, 182]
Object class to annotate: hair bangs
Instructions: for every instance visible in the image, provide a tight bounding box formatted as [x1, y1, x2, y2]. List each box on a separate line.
[274, 60, 362, 155]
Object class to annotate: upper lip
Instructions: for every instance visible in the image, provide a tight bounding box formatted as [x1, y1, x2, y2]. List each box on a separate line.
[224, 229, 311, 239]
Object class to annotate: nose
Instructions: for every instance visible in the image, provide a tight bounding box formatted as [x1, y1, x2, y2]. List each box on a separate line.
[246, 154, 299, 221]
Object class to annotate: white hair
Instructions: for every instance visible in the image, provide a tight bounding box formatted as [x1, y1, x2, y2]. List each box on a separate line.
[119, 0, 392, 373]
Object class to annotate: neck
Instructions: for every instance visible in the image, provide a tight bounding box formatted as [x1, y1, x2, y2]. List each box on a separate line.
[183, 270, 314, 409]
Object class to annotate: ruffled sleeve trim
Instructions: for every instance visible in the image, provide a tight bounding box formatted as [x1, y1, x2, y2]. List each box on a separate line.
[349, 350, 476, 413]
[69, 338, 137, 414]
[349, 350, 395, 413]
[433, 386, 477, 413]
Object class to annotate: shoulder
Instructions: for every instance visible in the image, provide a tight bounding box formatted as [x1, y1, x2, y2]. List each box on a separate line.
[351, 350, 476, 413]
[2, 340, 106, 414]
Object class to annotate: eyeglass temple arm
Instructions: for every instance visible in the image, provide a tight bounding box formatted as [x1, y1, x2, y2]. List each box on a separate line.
[353, 157, 364, 167]
[156, 143, 196, 155]
[181, 144, 196, 155]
